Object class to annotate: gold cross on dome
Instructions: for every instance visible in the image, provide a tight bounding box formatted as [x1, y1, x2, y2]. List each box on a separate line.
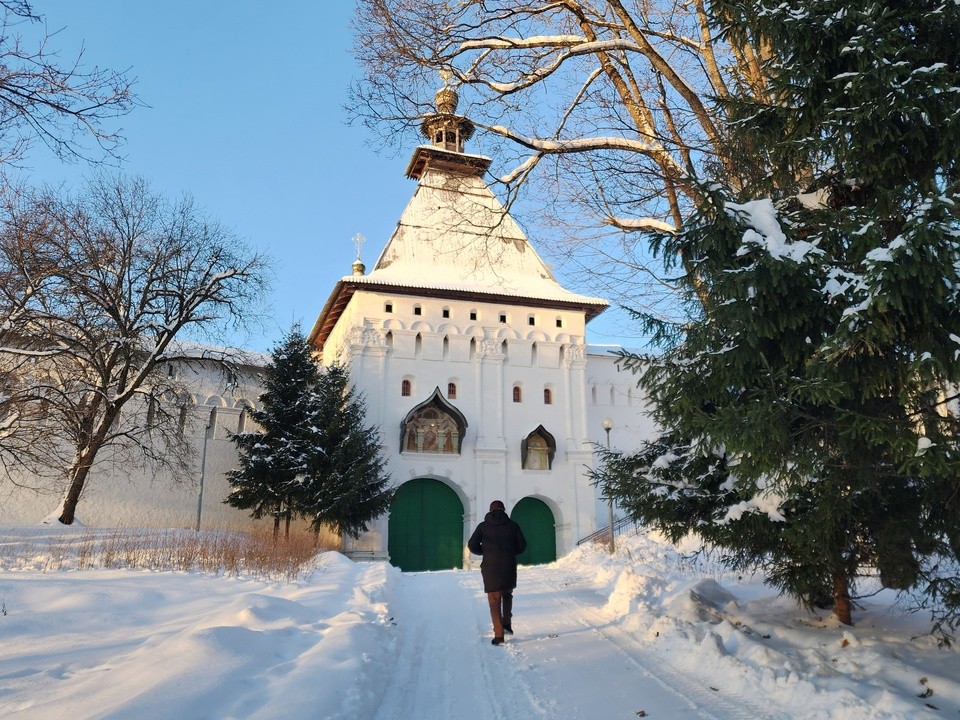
[352, 233, 366, 262]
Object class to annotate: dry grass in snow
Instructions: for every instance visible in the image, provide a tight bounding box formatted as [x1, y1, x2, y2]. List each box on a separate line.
[0, 526, 331, 581]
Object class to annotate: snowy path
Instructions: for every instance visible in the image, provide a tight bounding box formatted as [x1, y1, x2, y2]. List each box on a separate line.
[369, 571, 543, 720]
[3, 530, 958, 720]
[370, 563, 789, 720]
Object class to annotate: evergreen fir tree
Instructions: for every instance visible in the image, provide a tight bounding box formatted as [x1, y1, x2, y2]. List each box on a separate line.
[225, 325, 320, 538]
[297, 364, 393, 539]
[225, 327, 392, 542]
[601, 1, 960, 629]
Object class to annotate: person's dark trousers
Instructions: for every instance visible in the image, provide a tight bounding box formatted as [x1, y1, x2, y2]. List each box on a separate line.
[487, 591, 514, 637]
[487, 591, 504, 638]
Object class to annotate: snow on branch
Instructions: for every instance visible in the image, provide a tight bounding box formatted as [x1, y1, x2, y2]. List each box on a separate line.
[728, 198, 819, 263]
[458, 35, 586, 51]
[458, 37, 693, 95]
[498, 155, 541, 185]
[605, 216, 678, 234]
[487, 124, 663, 157]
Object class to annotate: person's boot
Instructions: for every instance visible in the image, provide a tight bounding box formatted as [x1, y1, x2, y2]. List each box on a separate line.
[502, 592, 513, 634]
[491, 636, 504, 645]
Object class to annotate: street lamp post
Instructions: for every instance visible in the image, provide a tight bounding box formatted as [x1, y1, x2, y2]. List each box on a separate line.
[196, 407, 217, 533]
[602, 417, 615, 554]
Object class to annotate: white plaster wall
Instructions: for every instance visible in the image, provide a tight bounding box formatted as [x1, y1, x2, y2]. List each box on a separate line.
[585, 346, 659, 529]
[0, 359, 277, 533]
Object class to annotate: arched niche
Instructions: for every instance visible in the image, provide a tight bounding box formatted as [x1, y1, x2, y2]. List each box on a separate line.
[521, 425, 557, 470]
[399, 387, 469, 455]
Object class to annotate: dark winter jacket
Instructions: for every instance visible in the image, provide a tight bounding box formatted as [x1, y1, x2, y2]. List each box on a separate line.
[467, 509, 527, 593]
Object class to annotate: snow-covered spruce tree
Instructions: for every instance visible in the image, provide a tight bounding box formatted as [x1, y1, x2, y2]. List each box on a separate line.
[226, 330, 392, 541]
[296, 364, 392, 539]
[598, 1, 960, 628]
[226, 326, 319, 539]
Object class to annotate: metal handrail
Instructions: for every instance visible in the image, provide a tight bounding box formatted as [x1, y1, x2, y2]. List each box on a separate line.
[576, 514, 636, 546]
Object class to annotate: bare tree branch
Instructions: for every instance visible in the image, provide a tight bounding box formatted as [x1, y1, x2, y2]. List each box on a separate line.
[0, 1, 136, 165]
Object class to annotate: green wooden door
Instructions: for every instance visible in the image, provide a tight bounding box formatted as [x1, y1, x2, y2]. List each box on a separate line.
[388, 478, 464, 571]
[512, 497, 556, 565]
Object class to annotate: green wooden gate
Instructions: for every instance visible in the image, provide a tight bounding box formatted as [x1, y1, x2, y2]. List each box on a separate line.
[512, 497, 557, 565]
[388, 478, 464, 571]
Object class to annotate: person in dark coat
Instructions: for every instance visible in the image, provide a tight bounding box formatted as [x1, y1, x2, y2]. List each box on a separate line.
[468, 500, 527, 645]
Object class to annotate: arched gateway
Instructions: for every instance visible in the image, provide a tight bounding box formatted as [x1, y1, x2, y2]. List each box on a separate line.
[512, 497, 557, 565]
[388, 478, 464, 571]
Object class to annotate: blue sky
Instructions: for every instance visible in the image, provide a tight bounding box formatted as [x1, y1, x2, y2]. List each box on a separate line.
[19, 2, 634, 353]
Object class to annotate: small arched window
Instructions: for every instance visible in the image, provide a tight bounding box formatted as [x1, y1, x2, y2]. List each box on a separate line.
[522, 425, 557, 470]
[447, 382, 457, 399]
[512, 385, 522, 403]
[401, 379, 411, 397]
[544, 388, 553, 405]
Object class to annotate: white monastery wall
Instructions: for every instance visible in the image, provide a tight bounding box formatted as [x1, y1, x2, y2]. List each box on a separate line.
[0, 359, 280, 533]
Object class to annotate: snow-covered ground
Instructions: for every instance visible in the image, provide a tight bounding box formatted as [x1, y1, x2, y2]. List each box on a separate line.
[1, 525, 958, 719]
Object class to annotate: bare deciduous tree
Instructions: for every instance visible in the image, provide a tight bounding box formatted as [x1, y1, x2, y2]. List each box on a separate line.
[0, 1, 135, 165]
[350, 0, 770, 320]
[0, 176, 270, 524]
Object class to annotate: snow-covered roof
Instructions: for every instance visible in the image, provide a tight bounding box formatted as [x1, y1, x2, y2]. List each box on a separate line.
[310, 164, 607, 350]
[162, 340, 270, 368]
[365, 168, 607, 307]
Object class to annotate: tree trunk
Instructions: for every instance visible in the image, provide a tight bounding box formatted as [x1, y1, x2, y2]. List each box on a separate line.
[833, 569, 853, 625]
[59, 437, 104, 525]
[58, 407, 117, 525]
[273, 511, 280, 541]
[58, 462, 92, 525]
[284, 510, 291, 540]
